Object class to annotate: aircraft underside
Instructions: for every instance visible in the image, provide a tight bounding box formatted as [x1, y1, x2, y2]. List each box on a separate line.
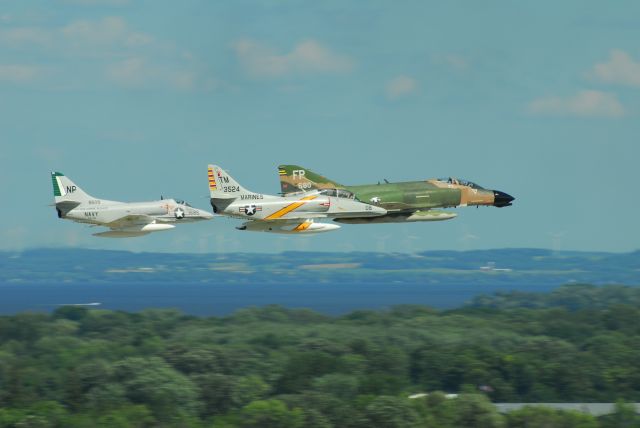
[92, 223, 176, 238]
[334, 210, 457, 224]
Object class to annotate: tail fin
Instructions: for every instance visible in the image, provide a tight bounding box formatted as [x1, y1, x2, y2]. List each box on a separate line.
[51, 172, 95, 204]
[208, 165, 254, 199]
[278, 165, 344, 195]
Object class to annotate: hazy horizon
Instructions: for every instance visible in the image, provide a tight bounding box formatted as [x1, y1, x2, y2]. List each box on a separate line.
[2, 245, 638, 255]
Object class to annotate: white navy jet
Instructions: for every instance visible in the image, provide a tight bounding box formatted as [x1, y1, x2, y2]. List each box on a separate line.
[51, 171, 212, 237]
[208, 165, 386, 234]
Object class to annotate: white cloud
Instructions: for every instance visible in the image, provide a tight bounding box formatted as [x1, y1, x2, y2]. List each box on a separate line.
[106, 57, 202, 91]
[433, 53, 469, 71]
[0, 64, 41, 82]
[0, 17, 153, 52]
[170, 71, 197, 90]
[386, 75, 418, 99]
[62, 16, 153, 49]
[233, 39, 354, 77]
[0, 27, 52, 47]
[106, 56, 146, 86]
[0, 17, 212, 91]
[444, 54, 468, 71]
[590, 49, 640, 87]
[528, 90, 625, 117]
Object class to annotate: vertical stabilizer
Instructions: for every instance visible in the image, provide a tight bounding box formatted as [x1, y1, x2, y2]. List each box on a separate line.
[208, 165, 254, 199]
[277, 164, 344, 194]
[51, 172, 94, 204]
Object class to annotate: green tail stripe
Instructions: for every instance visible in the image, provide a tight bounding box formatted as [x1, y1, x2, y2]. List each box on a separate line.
[51, 174, 62, 196]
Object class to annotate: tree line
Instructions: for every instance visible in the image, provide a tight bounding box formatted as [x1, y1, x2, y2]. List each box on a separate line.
[0, 284, 639, 427]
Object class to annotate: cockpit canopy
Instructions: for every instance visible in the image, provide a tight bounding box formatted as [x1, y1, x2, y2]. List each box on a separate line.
[436, 177, 485, 190]
[175, 200, 192, 207]
[318, 188, 357, 199]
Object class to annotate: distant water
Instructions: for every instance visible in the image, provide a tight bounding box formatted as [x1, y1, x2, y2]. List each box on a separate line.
[0, 282, 559, 316]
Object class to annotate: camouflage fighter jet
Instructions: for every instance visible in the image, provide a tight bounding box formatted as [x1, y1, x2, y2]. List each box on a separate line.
[51, 171, 213, 237]
[208, 164, 386, 233]
[277, 165, 514, 224]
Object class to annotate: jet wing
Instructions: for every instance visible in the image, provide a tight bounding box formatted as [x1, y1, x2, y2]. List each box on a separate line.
[378, 202, 415, 211]
[104, 214, 156, 230]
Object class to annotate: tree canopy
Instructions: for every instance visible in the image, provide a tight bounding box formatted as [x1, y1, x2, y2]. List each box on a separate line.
[0, 285, 639, 427]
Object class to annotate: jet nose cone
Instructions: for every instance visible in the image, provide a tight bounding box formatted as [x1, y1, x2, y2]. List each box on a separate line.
[201, 210, 214, 219]
[493, 190, 515, 207]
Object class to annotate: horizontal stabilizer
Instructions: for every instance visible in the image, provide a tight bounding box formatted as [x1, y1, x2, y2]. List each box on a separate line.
[55, 201, 81, 217]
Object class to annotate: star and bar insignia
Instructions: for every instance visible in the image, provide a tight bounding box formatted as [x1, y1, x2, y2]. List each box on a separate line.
[239, 205, 262, 216]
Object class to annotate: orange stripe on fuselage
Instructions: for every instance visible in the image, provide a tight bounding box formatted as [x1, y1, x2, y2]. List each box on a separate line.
[265, 195, 317, 220]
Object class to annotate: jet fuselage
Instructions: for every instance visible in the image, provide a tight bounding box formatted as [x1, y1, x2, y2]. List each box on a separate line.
[61, 200, 209, 225]
[278, 165, 514, 224]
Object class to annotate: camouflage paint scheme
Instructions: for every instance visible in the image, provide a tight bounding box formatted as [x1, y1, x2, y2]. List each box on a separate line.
[277, 165, 514, 224]
[51, 172, 212, 237]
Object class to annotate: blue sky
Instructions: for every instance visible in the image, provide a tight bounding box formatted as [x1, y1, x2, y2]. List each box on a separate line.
[1, 0, 639, 253]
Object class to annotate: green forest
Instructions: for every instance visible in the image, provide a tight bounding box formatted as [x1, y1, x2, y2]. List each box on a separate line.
[1, 284, 640, 427]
